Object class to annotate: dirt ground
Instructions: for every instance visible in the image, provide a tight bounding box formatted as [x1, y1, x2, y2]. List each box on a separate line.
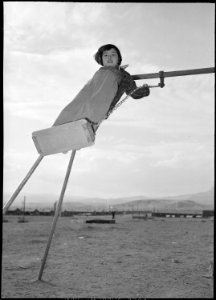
[2, 214, 214, 298]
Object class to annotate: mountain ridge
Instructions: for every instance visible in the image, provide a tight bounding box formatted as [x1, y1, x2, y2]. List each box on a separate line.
[112, 199, 213, 212]
[3, 187, 214, 210]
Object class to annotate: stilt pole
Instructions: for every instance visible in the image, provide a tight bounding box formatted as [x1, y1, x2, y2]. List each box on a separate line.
[38, 150, 76, 281]
[3, 154, 44, 215]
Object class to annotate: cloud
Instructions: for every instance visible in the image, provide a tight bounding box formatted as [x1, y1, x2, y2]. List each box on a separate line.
[4, 48, 99, 124]
[4, 2, 107, 54]
[66, 3, 106, 26]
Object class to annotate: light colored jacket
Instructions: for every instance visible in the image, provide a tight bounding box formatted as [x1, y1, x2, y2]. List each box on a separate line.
[53, 67, 122, 126]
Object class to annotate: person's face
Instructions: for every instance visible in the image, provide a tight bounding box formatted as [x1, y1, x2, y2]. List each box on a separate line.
[102, 48, 119, 67]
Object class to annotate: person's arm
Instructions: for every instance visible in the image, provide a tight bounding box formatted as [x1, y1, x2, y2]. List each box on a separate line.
[119, 69, 150, 99]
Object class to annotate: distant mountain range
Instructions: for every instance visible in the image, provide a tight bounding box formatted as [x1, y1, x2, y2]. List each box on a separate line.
[111, 187, 214, 205]
[3, 187, 214, 211]
[111, 187, 214, 211]
[112, 199, 211, 212]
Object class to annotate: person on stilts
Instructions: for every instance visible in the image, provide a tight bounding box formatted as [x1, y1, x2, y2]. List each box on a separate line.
[53, 44, 150, 132]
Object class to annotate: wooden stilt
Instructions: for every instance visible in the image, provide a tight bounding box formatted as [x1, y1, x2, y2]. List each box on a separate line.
[3, 155, 44, 215]
[38, 150, 76, 281]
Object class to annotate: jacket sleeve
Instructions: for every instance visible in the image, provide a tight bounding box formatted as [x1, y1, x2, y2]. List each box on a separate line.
[118, 69, 150, 99]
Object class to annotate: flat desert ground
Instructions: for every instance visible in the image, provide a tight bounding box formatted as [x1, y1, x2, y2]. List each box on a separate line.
[2, 214, 214, 298]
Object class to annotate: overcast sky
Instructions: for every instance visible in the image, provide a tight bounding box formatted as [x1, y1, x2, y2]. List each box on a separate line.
[3, 2, 214, 203]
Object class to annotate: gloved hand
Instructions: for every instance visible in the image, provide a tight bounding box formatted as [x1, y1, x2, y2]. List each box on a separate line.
[130, 83, 150, 99]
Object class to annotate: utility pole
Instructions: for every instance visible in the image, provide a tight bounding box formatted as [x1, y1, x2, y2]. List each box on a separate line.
[23, 196, 26, 221]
